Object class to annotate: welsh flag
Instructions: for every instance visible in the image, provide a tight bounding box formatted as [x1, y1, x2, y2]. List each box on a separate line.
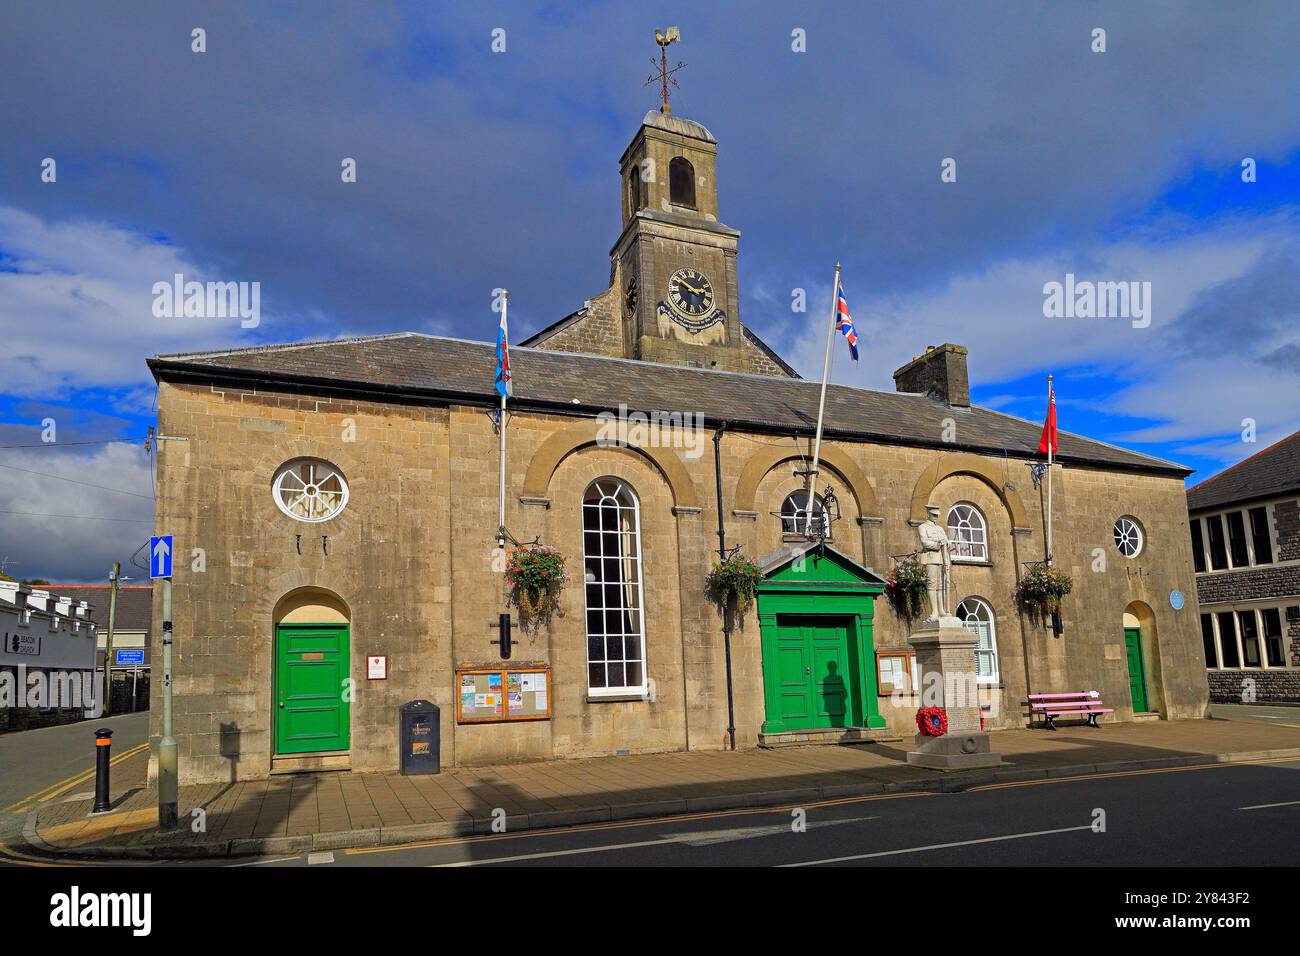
[1038, 383, 1057, 456]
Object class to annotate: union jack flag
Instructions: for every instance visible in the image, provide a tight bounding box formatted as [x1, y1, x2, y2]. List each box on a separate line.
[835, 283, 859, 361]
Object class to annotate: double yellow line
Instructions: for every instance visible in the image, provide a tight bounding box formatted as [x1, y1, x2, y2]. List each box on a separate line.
[2, 741, 150, 816]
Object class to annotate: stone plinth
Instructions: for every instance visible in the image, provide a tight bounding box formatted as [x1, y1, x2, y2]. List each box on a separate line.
[906, 618, 1003, 769]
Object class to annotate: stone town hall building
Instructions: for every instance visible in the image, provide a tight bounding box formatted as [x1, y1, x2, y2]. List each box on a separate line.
[148, 107, 1209, 784]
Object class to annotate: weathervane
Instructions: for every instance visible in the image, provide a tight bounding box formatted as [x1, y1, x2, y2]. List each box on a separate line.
[646, 26, 685, 114]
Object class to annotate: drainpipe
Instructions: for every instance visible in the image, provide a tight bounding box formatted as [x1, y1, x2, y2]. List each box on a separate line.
[713, 422, 737, 751]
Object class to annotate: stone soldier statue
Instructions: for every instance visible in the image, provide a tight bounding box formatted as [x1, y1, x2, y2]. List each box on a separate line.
[917, 503, 952, 621]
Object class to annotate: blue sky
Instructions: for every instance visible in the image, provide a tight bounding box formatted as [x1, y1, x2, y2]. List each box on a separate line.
[1, 1, 1298, 581]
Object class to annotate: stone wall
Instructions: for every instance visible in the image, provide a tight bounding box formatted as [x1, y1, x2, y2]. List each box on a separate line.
[1195, 564, 1300, 605]
[154, 379, 1210, 783]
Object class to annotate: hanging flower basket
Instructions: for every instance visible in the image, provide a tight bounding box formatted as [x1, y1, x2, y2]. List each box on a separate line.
[506, 545, 569, 630]
[917, 707, 948, 737]
[706, 554, 763, 614]
[1015, 563, 1073, 615]
[886, 555, 929, 620]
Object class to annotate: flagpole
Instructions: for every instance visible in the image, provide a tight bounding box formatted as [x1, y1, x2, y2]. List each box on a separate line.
[498, 291, 509, 548]
[1046, 373, 1053, 566]
[806, 263, 841, 535]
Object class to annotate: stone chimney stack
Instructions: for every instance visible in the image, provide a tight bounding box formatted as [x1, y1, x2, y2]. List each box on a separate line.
[892, 343, 970, 407]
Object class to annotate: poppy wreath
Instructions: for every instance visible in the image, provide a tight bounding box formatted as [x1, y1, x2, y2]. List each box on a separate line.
[916, 706, 948, 737]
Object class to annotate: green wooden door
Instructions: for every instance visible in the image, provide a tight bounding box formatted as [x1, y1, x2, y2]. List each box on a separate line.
[1123, 626, 1149, 713]
[773, 616, 853, 729]
[275, 623, 350, 755]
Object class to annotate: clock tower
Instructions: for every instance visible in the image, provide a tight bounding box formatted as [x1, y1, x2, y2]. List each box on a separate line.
[521, 101, 795, 375]
[613, 109, 758, 370]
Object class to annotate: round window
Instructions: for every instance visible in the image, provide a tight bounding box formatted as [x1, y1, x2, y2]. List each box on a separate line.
[273, 459, 349, 523]
[1113, 516, 1144, 558]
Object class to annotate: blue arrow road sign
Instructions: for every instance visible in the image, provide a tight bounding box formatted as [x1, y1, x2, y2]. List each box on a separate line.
[150, 534, 173, 578]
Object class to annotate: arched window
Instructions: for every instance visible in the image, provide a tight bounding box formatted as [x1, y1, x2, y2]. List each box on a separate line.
[780, 490, 830, 539]
[1114, 516, 1144, 558]
[272, 458, 348, 522]
[582, 479, 647, 695]
[956, 597, 999, 683]
[669, 156, 696, 207]
[628, 167, 642, 217]
[947, 502, 988, 562]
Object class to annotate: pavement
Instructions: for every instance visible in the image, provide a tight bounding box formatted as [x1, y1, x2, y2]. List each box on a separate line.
[240, 756, 1300, 867]
[9, 712, 1300, 861]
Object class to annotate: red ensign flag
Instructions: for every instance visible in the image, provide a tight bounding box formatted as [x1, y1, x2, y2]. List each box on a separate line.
[1038, 384, 1058, 455]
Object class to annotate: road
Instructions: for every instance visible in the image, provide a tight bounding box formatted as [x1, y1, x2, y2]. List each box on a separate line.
[0, 712, 149, 849]
[1211, 702, 1300, 725]
[221, 757, 1300, 868]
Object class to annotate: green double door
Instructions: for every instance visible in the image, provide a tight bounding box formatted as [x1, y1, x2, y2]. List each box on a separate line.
[773, 615, 856, 730]
[1124, 626, 1149, 713]
[275, 623, 350, 755]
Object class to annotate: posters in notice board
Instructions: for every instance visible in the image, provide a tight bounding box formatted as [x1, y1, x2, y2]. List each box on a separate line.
[456, 667, 550, 722]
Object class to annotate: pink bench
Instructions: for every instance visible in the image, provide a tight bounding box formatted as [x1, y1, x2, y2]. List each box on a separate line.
[1027, 691, 1114, 730]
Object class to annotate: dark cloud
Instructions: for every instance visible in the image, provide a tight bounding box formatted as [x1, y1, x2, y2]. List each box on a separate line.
[3, 1, 1298, 355]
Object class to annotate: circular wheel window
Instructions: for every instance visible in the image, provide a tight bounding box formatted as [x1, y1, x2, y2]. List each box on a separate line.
[1113, 516, 1144, 558]
[273, 458, 349, 523]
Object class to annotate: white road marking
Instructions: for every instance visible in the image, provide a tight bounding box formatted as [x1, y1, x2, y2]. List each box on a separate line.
[781, 824, 1093, 867]
[307, 851, 335, 865]
[662, 815, 879, 847]
[1239, 799, 1300, 811]
[432, 814, 883, 864]
[434, 838, 666, 866]
[226, 855, 301, 867]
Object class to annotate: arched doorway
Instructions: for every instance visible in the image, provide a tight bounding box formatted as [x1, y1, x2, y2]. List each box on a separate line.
[1122, 602, 1162, 715]
[272, 588, 351, 755]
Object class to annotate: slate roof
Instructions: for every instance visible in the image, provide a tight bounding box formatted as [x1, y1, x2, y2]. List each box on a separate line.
[43, 585, 153, 632]
[148, 332, 1189, 476]
[519, 310, 801, 379]
[1186, 430, 1300, 512]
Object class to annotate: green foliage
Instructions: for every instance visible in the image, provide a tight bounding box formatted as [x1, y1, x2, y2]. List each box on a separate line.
[506, 546, 569, 629]
[885, 556, 928, 620]
[1015, 562, 1073, 614]
[706, 555, 763, 613]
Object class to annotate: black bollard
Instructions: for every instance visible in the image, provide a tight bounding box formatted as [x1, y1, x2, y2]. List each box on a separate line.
[92, 728, 113, 813]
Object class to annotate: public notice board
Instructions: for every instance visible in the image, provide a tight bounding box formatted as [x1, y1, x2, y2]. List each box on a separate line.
[456, 665, 551, 723]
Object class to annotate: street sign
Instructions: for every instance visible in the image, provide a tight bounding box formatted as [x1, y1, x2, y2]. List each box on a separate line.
[150, 534, 173, 578]
[115, 648, 145, 666]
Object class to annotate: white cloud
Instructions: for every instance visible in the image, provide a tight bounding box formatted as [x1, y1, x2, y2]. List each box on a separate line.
[0, 205, 271, 398]
[777, 212, 1300, 453]
[0, 442, 154, 583]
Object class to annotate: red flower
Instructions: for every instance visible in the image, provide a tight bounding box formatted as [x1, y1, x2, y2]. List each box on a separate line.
[916, 707, 948, 736]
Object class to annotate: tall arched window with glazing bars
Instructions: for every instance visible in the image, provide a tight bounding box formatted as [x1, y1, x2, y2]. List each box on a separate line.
[581, 479, 647, 695]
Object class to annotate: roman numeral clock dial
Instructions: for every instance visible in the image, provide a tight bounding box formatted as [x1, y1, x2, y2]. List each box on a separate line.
[661, 268, 722, 332]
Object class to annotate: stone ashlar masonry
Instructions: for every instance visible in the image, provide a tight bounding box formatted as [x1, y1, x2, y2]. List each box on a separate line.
[1196, 497, 1300, 703]
[151, 378, 1209, 784]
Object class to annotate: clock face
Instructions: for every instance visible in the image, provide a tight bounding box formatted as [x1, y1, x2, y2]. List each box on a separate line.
[668, 268, 715, 319]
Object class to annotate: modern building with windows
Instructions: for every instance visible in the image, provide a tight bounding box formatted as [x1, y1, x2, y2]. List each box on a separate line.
[43, 584, 154, 714]
[146, 106, 1209, 784]
[1187, 431, 1300, 703]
